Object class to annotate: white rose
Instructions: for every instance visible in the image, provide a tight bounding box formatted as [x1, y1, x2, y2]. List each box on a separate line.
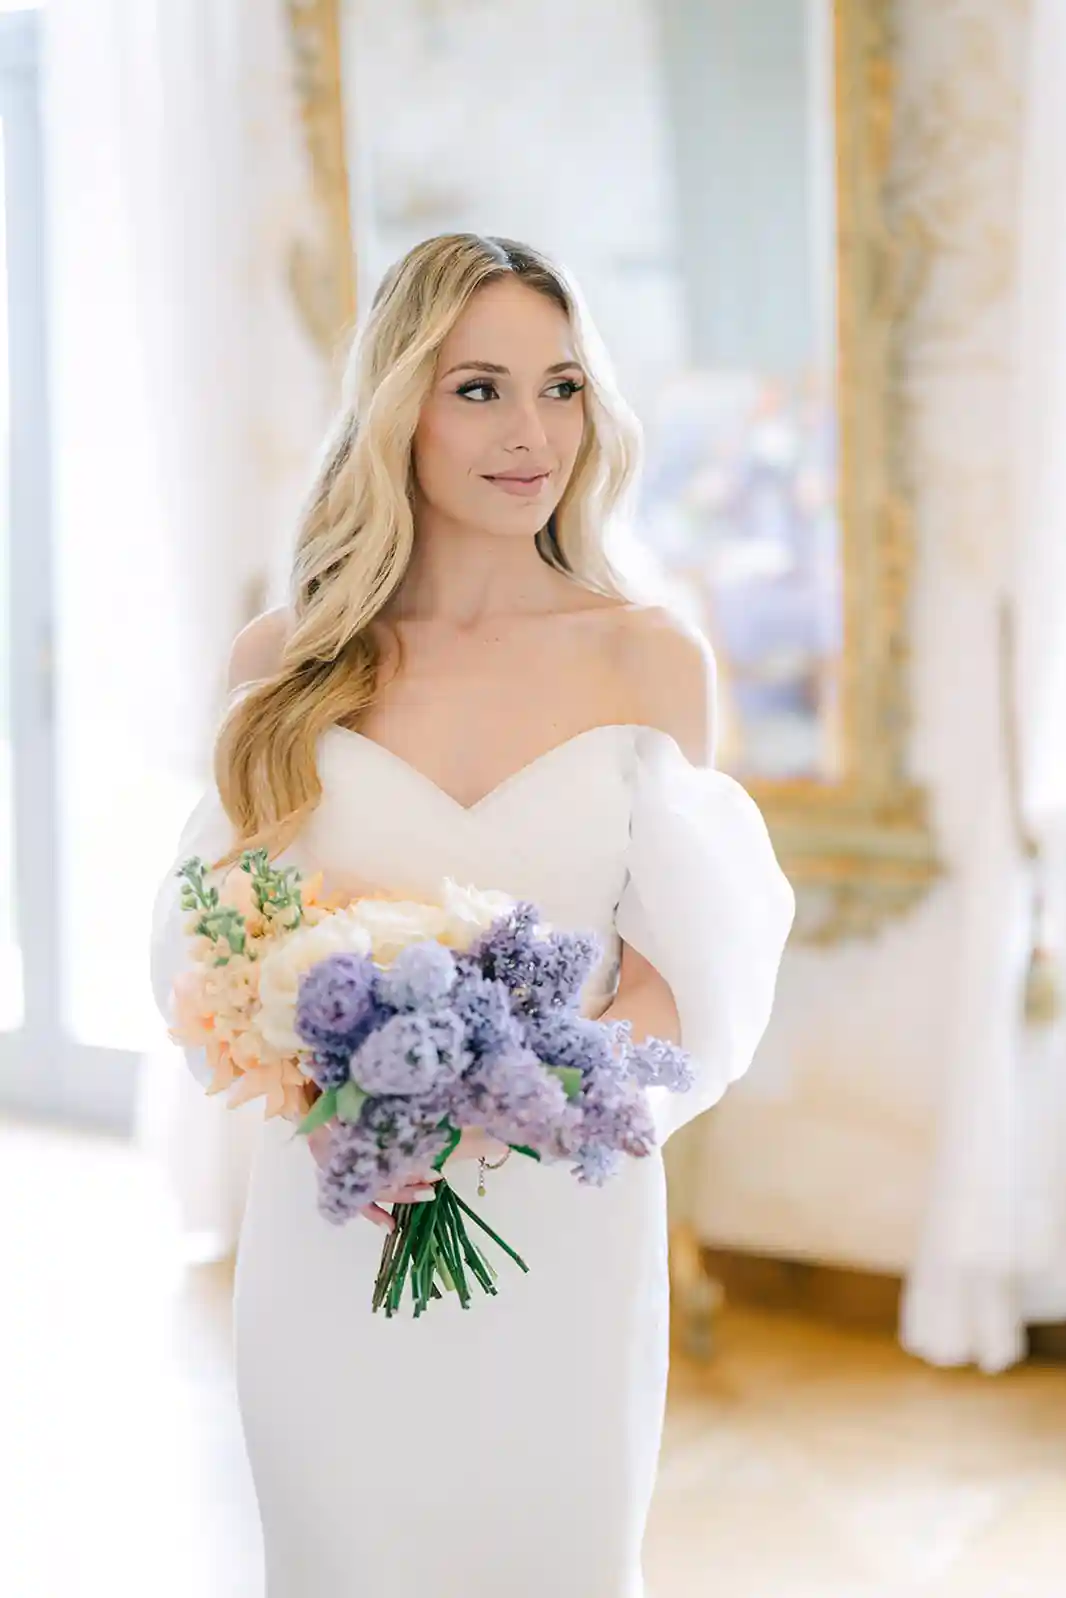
[343, 898, 451, 965]
[256, 911, 373, 1054]
[440, 877, 531, 949]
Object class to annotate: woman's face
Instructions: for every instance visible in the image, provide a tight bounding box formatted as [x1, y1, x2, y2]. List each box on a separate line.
[411, 277, 587, 537]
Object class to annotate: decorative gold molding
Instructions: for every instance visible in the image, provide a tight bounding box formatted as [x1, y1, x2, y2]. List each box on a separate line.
[283, 0, 945, 946]
[747, 0, 944, 943]
[284, 0, 356, 355]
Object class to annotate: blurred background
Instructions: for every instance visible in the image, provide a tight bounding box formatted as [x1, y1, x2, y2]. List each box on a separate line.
[3, 0, 1066, 1593]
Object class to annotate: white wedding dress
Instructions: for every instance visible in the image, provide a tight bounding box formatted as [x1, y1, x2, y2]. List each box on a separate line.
[150, 719, 795, 1598]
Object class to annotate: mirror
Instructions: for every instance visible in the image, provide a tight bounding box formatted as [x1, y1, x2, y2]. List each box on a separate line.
[283, 0, 942, 941]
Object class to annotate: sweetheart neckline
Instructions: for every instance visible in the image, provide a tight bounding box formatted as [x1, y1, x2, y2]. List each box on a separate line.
[321, 721, 661, 816]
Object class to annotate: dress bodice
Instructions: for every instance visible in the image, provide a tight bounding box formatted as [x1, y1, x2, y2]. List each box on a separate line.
[287, 722, 640, 1016]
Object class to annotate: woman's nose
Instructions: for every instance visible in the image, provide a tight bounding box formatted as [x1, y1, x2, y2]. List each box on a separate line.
[499, 396, 550, 451]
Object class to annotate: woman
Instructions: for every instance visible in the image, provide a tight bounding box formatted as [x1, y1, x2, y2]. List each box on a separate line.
[150, 233, 795, 1597]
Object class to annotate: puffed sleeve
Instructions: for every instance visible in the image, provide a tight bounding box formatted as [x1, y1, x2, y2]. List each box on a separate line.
[149, 781, 237, 1088]
[615, 727, 796, 1146]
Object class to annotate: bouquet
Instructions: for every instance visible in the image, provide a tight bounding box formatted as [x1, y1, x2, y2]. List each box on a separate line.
[168, 848, 693, 1318]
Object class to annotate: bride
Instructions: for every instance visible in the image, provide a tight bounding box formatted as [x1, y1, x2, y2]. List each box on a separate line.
[150, 232, 795, 1597]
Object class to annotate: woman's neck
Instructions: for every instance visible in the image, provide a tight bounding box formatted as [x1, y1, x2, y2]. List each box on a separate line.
[383, 516, 568, 627]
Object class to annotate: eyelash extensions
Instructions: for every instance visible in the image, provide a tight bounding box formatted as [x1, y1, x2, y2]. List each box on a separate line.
[456, 379, 586, 402]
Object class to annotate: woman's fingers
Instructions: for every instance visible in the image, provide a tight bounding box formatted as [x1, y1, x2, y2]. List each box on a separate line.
[359, 1203, 396, 1231]
[377, 1182, 438, 1204]
[307, 1125, 332, 1168]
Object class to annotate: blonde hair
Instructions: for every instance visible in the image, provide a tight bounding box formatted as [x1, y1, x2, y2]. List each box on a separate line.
[212, 232, 643, 867]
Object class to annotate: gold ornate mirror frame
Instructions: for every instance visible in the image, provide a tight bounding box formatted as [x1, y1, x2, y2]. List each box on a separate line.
[283, 0, 943, 945]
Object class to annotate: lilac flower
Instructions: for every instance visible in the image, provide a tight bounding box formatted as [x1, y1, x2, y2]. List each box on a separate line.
[526, 1011, 623, 1080]
[316, 1097, 450, 1224]
[362, 1093, 451, 1162]
[464, 900, 541, 988]
[571, 1075, 658, 1161]
[450, 965, 527, 1065]
[317, 1130, 386, 1222]
[305, 1046, 355, 1092]
[467, 909, 602, 1020]
[376, 941, 458, 1011]
[518, 928, 602, 1015]
[295, 951, 380, 1052]
[625, 1035, 695, 1093]
[571, 1144, 622, 1186]
[451, 1048, 569, 1148]
[349, 1009, 465, 1096]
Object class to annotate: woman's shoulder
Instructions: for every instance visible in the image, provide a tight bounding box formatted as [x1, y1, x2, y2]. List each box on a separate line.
[226, 606, 293, 690]
[602, 603, 717, 767]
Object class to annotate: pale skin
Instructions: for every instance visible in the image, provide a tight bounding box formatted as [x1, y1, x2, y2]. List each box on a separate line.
[230, 275, 716, 1232]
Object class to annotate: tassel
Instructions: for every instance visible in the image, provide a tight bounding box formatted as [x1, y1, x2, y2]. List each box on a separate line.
[1024, 943, 1062, 1026]
[999, 600, 1062, 1030]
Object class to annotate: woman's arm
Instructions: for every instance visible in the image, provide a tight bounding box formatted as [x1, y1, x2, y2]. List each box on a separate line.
[596, 942, 681, 1047]
[600, 605, 717, 1049]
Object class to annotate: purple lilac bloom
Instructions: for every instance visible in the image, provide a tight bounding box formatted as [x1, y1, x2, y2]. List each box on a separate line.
[305, 1047, 354, 1092]
[294, 951, 381, 1052]
[469, 909, 602, 1019]
[349, 1009, 465, 1096]
[525, 1011, 624, 1081]
[519, 929, 602, 1016]
[449, 965, 528, 1065]
[317, 1096, 450, 1224]
[451, 1048, 569, 1148]
[573, 1074, 658, 1161]
[571, 1143, 622, 1186]
[625, 1035, 695, 1093]
[375, 941, 458, 1011]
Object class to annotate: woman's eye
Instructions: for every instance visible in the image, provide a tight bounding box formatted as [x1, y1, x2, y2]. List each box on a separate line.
[456, 381, 497, 402]
[455, 379, 586, 403]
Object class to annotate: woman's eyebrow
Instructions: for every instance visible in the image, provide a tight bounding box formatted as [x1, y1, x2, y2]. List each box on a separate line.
[440, 359, 585, 379]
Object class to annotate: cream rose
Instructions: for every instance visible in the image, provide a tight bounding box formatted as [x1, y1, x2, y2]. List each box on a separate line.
[344, 898, 452, 965]
[439, 877, 550, 947]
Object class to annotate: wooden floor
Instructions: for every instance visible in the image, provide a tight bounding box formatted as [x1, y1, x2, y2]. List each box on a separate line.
[4, 1117, 1066, 1597]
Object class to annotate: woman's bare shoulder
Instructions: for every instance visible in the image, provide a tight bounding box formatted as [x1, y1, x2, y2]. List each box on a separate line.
[227, 606, 292, 690]
[605, 603, 717, 764]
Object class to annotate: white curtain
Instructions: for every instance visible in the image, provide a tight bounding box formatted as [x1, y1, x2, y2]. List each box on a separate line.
[44, 0, 329, 1254]
[901, 0, 1066, 1371]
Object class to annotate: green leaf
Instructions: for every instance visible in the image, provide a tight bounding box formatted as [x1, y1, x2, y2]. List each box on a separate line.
[295, 1087, 338, 1135]
[335, 1080, 368, 1124]
[510, 1144, 541, 1163]
[548, 1065, 583, 1101]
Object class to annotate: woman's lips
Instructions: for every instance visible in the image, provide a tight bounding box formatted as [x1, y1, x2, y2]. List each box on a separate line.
[483, 472, 549, 498]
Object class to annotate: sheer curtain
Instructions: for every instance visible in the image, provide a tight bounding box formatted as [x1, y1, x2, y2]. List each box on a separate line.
[44, 0, 329, 1253]
[901, 0, 1066, 1371]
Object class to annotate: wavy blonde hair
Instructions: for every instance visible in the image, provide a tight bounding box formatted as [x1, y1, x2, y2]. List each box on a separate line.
[212, 232, 643, 868]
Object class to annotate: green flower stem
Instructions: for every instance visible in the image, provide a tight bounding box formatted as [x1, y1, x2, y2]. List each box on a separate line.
[383, 1201, 430, 1316]
[456, 1224, 498, 1296]
[435, 1194, 470, 1308]
[370, 1177, 528, 1316]
[399, 1202, 438, 1314]
[449, 1189, 530, 1273]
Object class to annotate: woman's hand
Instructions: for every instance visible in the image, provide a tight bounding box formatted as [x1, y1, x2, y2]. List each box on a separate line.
[306, 1124, 442, 1233]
